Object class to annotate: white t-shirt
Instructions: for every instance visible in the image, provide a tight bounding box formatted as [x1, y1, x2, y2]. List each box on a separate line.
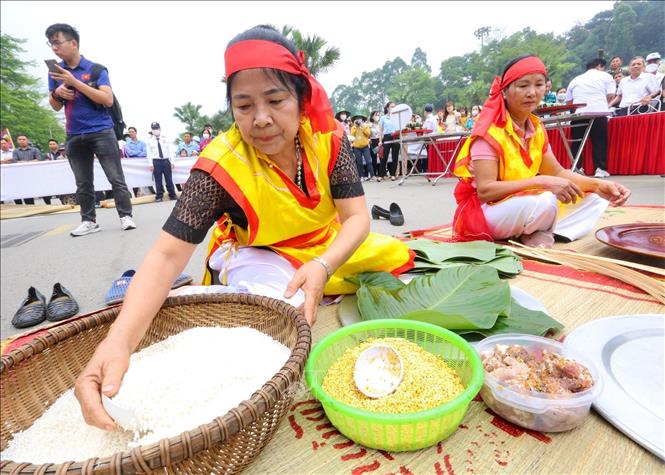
[565, 69, 615, 113]
[616, 74, 660, 107]
[423, 114, 439, 134]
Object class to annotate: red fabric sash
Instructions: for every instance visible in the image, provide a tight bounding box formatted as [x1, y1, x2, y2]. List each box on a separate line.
[452, 180, 493, 242]
[471, 56, 547, 139]
[225, 39, 336, 135]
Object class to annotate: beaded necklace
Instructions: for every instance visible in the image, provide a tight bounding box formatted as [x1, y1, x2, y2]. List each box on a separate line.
[295, 136, 303, 189]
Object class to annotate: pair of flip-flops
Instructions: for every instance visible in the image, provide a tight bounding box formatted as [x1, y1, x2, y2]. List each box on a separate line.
[104, 270, 193, 306]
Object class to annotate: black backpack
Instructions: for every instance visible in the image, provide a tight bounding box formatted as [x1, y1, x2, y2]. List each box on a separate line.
[89, 63, 127, 140]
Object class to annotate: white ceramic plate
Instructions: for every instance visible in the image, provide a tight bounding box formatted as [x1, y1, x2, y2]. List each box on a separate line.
[564, 315, 664, 460]
[337, 285, 548, 327]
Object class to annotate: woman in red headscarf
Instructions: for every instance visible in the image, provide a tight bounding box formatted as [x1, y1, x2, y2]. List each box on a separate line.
[73, 25, 414, 431]
[453, 55, 630, 246]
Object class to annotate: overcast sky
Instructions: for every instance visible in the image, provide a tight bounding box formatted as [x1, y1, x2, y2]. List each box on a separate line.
[2, 0, 614, 140]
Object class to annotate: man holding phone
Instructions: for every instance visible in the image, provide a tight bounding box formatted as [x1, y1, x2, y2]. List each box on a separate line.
[45, 23, 135, 237]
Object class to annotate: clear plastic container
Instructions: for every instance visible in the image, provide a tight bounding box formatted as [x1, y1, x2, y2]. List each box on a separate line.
[475, 334, 602, 432]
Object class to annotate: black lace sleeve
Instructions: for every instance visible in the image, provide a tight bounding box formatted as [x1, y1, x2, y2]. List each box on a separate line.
[162, 170, 247, 244]
[329, 135, 364, 199]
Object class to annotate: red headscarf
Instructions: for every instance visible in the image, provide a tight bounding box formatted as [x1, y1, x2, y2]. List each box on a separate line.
[471, 56, 547, 138]
[224, 39, 336, 135]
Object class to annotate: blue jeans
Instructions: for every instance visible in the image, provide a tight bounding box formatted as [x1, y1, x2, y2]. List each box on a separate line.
[66, 128, 132, 222]
[153, 159, 177, 199]
[353, 146, 374, 178]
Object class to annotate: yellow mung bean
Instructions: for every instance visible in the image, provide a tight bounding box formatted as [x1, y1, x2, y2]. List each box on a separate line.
[322, 337, 465, 413]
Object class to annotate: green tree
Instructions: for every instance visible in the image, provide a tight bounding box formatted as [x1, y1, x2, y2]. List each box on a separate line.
[173, 102, 202, 132]
[411, 48, 431, 73]
[195, 109, 234, 135]
[330, 57, 409, 114]
[437, 28, 576, 107]
[172, 102, 234, 139]
[605, 2, 637, 67]
[563, 1, 664, 83]
[0, 34, 65, 151]
[278, 24, 340, 77]
[387, 67, 437, 113]
[630, 1, 665, 59]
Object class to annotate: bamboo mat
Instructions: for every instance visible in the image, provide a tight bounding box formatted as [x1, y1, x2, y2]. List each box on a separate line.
[407, 205, 664, 266]
[2, 229, 663, 472]
[555, 205, 664, 267]
[1, 277, 662, 473]
[0, 204, 76, 219]
[0, 195, 171, 219]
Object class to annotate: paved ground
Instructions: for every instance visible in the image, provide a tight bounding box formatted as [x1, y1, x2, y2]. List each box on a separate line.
[2, 174, 663, 338]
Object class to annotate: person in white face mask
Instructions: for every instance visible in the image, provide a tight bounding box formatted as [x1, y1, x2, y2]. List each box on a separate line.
[146, 122, 177, 201]
[198, 124, 215, 151]
[335, 110, 351, 136]
[465, 105, 482, 130]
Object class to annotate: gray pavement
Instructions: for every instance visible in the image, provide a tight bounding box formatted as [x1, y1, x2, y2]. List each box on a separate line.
[2, 174, 663, 339]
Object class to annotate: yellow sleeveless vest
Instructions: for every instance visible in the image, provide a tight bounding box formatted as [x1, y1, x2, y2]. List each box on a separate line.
[454, 113, 548, 198]
[193, 118, 414, 295]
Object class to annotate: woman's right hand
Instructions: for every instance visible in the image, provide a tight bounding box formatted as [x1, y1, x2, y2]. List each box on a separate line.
[74, 335, 131, 431]
[538, 175, 584, 204]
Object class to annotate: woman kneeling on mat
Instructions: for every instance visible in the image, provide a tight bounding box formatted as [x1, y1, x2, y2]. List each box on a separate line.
[74, 24, 414, 431]
[452, 55, 630, 247]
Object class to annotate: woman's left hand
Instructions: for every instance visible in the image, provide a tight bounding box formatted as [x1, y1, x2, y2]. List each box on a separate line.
[284, 261, 328, 325]
[595, 180, 631, 207]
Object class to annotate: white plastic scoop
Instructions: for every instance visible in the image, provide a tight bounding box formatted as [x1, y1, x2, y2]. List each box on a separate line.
[353, 344, 404, 398]
[102, 394, 139, 430]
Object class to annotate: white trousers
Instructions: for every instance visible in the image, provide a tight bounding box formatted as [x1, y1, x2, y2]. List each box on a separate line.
[174, 244, 305, 307]
[482, 192, 608, 243]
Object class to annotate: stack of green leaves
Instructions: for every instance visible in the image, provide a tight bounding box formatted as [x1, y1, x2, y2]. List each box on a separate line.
[406, 239, 523, 278]
[347, 266, 563, 338]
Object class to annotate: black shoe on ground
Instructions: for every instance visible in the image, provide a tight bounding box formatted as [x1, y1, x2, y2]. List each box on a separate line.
[389, 202, 405, 226]
[46, 283, 80, 322]
[169, 195, 177, 200]
[12, 287, 46, 329]
[155, 197, 163, 202]
[371, 205, 390, 220]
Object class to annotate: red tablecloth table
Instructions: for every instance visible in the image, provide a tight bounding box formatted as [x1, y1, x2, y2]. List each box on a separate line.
[427, 138, 465, 175]
[547, 111, 664, 175]
[428, 112, 664, 177]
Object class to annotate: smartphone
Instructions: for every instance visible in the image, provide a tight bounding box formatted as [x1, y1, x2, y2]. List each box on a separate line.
[44, 59, 61, 74]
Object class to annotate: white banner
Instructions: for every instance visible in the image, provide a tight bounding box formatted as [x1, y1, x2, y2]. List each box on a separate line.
[0, 157, 197, 201]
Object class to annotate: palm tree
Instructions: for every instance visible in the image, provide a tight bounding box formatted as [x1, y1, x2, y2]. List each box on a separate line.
[282, 25, 340, 77]
[173, 102, 202, 132]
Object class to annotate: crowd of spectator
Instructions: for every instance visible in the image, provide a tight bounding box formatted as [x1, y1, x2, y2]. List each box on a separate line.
[334, 50, 662, 182]
[1, 121, 219, 206]
[545, 52, 664, 115]
[3, 30, 663, 209]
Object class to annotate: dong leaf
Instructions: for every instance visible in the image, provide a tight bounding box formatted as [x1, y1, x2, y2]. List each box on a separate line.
[407, 239, 499, 262]
[486, 255, 524, 275]
[352, 265, 564, 338]
[356, 266, 511, 330]
[494, 300, 563, 336]
[406, 239, 523, 278]
[346, 272, 406, 291]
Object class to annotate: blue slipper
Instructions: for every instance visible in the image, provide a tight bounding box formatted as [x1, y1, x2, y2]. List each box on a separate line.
[172, 273, 193, 289]
[104, 270, 193, 306]
[105, 270, 135, 306]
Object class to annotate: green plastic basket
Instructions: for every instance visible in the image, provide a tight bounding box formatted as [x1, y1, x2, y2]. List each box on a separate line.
[305, 319, 484, 452]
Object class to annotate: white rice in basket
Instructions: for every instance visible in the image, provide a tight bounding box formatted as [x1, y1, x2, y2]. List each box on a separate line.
[1, 326, 290, 464]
